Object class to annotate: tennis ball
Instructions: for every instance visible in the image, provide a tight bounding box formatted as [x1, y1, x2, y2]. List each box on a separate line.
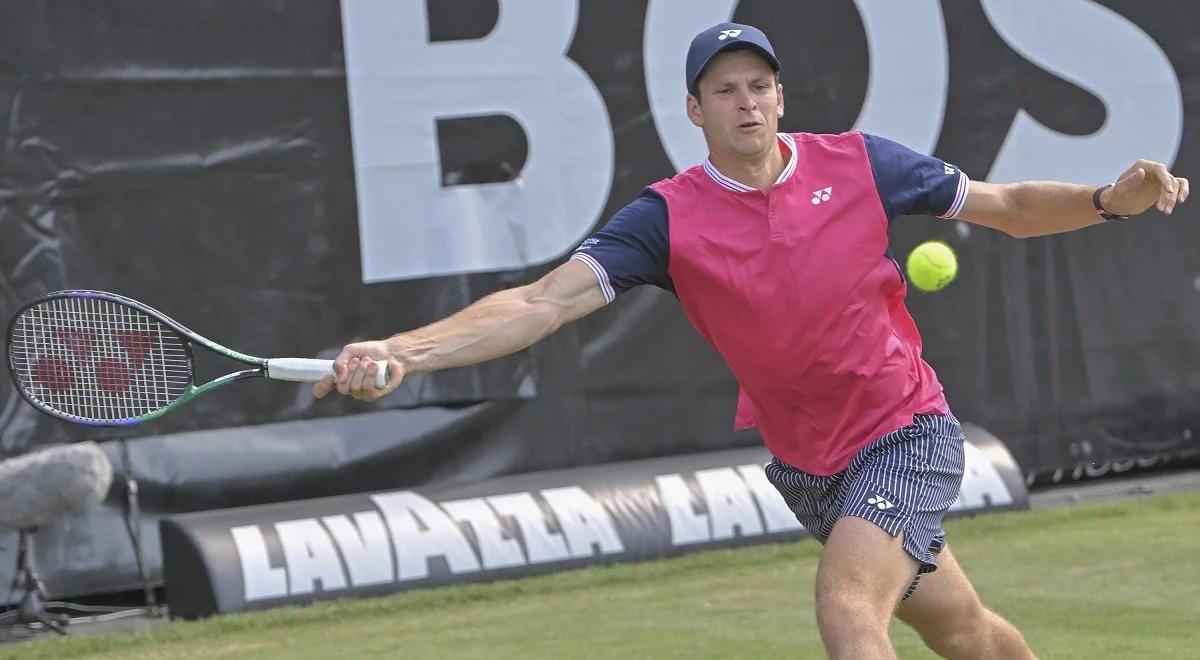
[906, 241, 958, 292]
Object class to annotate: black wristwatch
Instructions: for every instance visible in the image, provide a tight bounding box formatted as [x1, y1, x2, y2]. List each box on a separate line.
[1092, 184, 1129, 221]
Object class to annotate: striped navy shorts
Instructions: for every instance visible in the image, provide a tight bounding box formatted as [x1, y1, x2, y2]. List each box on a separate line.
[764, 412, 966, 575]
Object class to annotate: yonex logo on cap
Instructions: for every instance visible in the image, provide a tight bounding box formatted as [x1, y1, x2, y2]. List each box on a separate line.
[718, 29, 742, 40]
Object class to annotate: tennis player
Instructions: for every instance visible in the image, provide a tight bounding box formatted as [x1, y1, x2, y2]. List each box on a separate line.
[316, 23, 1187, 659]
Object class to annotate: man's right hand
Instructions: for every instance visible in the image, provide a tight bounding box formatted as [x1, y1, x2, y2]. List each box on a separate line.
[313, 339, 406, 402]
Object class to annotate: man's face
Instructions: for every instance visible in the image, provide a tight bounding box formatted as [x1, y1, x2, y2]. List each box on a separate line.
[687, 49, 784, 158]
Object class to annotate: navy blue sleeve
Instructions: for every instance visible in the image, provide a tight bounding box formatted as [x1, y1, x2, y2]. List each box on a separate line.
[570, 188, 673, 303]
[863, 133, 969, 222]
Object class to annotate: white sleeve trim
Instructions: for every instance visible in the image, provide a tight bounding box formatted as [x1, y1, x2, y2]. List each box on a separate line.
[569, 252, 616, 304]
[937, 171, 970, 219]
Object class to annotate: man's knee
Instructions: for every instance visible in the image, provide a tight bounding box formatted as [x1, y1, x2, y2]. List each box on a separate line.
[915, 601, 991, 655]
[814, 587, 897, 658]
[815, 581, 893, 631]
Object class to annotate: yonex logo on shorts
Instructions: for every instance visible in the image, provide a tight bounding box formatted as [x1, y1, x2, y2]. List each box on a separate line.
[867, 494, 895, 510]
[718, 29, 742, 40]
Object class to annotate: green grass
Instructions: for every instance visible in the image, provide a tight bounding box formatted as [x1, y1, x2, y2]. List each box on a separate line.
[5, 491, 1199, 659]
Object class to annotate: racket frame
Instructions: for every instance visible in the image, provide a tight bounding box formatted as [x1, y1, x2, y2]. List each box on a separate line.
[7, 289, 269, 427]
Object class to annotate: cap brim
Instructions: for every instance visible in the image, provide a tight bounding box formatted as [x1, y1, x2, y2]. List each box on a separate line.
[690, 43, 781, 93]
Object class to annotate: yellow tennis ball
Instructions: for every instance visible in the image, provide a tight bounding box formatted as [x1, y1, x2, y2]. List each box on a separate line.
[906, 241, 958, 292]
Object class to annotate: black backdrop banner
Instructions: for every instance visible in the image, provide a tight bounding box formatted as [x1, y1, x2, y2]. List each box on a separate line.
[1, 1, 1199, 599]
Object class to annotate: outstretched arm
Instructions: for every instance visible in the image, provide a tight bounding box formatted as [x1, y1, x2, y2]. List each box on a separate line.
[958, 159, 1189, 238]
[314, 259, 608, 401]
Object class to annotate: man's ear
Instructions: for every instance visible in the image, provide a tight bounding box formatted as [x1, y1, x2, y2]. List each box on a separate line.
[686, 93, 704, 128]
[776, 82, 784, 118]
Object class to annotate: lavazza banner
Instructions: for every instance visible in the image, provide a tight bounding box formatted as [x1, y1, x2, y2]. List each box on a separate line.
[162, 425, 1026, 618]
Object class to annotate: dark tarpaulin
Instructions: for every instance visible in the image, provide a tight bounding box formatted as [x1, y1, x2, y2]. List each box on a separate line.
[1, 0, 1199, 601]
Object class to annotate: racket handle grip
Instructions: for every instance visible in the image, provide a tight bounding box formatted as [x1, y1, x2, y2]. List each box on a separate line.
[266, 358, 388, 388]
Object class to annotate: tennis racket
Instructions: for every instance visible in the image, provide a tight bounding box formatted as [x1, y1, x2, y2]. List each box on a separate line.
[6, 290, 388, 427]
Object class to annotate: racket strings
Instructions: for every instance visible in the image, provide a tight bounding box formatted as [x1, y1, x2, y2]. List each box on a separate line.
[9, 298, 192, 422]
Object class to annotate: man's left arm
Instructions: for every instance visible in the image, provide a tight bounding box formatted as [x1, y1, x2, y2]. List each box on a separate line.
[959, 160, 1190, 238]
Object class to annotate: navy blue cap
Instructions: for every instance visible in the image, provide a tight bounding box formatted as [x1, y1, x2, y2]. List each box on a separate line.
[686, 23, 781, 94]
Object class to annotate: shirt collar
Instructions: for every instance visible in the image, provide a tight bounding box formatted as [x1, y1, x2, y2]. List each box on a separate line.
[702, 133, 797, 193]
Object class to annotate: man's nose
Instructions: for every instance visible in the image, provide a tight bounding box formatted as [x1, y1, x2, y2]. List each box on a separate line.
[736, 87, 758, 111]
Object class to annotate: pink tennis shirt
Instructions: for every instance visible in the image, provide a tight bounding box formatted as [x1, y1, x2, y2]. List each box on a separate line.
[571, 131, 969, 475]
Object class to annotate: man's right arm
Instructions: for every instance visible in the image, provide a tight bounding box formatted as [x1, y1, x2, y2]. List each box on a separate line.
[390, 259, 607, 374]
[313, 259, 608, 400]
[318, 188, 671, 401]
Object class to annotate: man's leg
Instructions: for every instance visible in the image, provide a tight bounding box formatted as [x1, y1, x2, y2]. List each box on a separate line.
[814, 515, 917, 660]
[894, 545, 1036, 659]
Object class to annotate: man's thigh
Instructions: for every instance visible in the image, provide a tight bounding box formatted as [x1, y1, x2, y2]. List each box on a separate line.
[894, 546, 985, 633]
[816, 515, 921, 616]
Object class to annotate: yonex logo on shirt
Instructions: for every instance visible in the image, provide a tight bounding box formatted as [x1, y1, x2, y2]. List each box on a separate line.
[811, 187, 833, 205]
[718, 29, 742, 40]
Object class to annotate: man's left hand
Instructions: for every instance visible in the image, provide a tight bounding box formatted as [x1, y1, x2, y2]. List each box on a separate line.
[1101, 159, 1189, 216]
